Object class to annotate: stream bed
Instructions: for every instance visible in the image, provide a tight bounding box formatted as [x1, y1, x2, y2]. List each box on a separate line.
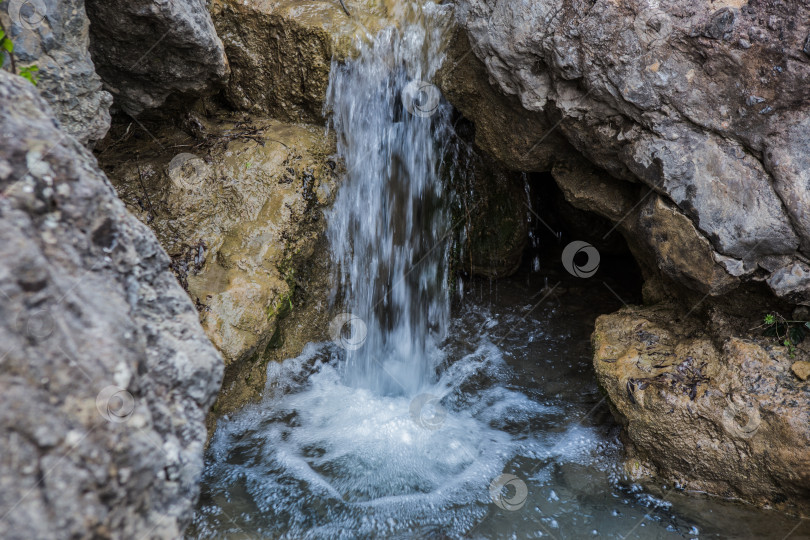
[189, 266, 801, 539]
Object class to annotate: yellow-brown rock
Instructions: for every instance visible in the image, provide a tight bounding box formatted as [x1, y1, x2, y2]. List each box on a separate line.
[593, 304, 810, 513]
[97, 112, 339, 415]
[210, 0, 396, 123]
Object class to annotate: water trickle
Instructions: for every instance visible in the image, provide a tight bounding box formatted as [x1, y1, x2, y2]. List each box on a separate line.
[325, 4, 454, 395]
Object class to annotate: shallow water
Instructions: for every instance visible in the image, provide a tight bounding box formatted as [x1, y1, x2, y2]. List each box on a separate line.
[190, 268, 804, 539]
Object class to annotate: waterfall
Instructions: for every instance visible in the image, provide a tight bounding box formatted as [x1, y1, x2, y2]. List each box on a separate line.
[325, 5, 454, 396]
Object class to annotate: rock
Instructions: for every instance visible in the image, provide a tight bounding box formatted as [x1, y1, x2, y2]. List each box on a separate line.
[456, 148, 527, 278]
[791, 361, 810, 381]
[437, 28, 570, 171]
[0, 0, 112, 144]
[96, 112, 339, 415]
[551, 157, 635, 223]
[450, 0, 810, 300]
[593, 304, 810, 513]
[0, 70, 221, 538]
[84, 0, 230, 115]
[767, 262, 810, 306]
[635, 196, 739, 296]
[210, 0, 392, 123]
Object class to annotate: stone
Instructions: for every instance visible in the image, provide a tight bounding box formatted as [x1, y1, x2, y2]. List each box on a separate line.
[84, 0, 230, 115]
[593, 304, 810, 514]
[210, 0, 393, 123]
[791, 361, 810, 381]
[635, 196, 739, 296]
[0, 69, 221, 539]
[0, 0, 112, 144]
[96, 112, 339, 415]
[450, 0, 810, 299]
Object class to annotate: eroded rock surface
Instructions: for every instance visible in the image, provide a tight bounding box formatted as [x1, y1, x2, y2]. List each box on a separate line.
[0, 0, 112, 144]
[84, 0, 229, 115]
[593, 304, 810, 514]
[0, 70, 221, 539]
[449, 0, 810, 302]
[97, 113, 339, 416]
[210, 0, 394, 123]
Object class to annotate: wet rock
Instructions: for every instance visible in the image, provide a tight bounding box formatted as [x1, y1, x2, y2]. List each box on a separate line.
[84, 0, 230, 115]
[210, 0, 393, 123]
[450, 138, 528, 279]
[593, 305, 810, 514]
[0, 0, 112, 144]
[0, 70, 221, 538]
[97, 112, 339, 414]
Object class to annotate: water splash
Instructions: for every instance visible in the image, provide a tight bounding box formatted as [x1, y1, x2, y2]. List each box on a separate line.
[325, 3, 454, 396]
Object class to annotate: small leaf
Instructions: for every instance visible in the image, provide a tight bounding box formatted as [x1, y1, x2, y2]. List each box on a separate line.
[764, 314, 776, 325]
[1, 38, 13, 54]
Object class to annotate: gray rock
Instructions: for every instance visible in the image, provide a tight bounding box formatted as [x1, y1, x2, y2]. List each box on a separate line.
[0, 0, 112, 144]
[84, 0, 229, 115]
[452, 0, 810, 299]
[0, 69, 222, 538]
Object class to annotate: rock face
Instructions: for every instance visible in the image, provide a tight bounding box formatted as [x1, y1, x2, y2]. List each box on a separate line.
[0, 0, 112, 144]
[209, 0, 393, 123]
[593, 305, 810, 514]
[449, 0, 810, 303]
[0, 70, 222, 538]
[84, 0, 229, 115]
[447, 0, 810, 512]
[96, 112, 339, 417]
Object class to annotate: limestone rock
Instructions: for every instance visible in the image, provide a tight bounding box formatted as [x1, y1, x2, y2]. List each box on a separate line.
[0, 0, 112, 144]
[84, 0, 230, 115]
[0, 70, 221, 539]
[450, 0, 810, 300]
[97, 112, 339, 413]
[635, 196, 739, 296]
[593, 305, 810, 513]
[210, 0, 394, 123]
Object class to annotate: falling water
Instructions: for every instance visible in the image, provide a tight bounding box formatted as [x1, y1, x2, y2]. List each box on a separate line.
[325, 4, 454, 395]
[190, 2, 793, 537]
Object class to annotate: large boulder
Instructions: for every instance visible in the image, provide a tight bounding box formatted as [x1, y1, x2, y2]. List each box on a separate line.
[447, 0, 810, 303]
[96, 112, 339, 416]
[0, 70, 221, 538]
[593, 304, 810, 514]
[84, 0, 229, 115]
[0, 0, 112, 144]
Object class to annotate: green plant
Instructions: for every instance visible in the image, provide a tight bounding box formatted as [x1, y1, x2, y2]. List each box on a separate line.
[757, 312, 809, 358]
[0, 25, 39, 85]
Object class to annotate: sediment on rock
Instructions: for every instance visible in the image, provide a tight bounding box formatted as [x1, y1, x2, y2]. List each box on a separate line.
[96, 111, 340, 421]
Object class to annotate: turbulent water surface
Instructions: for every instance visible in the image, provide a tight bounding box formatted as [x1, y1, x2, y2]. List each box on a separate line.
[190, 2, 802, 538]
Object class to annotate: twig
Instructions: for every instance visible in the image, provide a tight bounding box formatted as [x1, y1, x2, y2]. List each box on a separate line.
[134, 153, 155, 218]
